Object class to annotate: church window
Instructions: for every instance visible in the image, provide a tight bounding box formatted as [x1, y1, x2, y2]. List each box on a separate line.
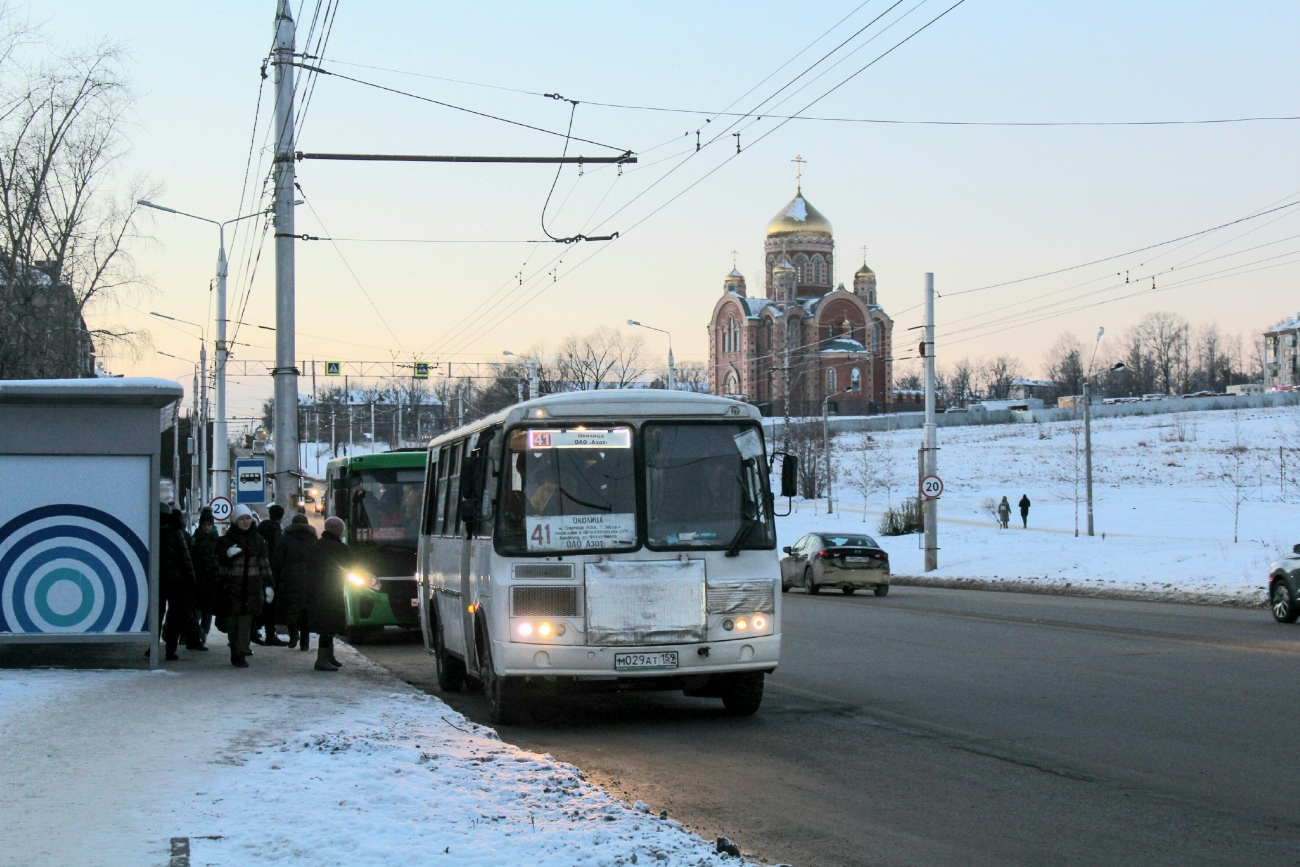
[851, 368, 861, 391]
[826, 368, 837, 394]
[812, 255, 824, 284]
[725, 370, 740, 396]
[872, 322, 881, 352]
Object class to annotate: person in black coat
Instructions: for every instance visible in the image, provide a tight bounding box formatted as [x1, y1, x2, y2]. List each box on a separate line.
[254, 504, 287, 645]
[158, 504, 196, 661]
[306, 516, 349, 671]
[189, 508, 220, 644]
[272, 514, 317, 651]
[1019, 494, 1031, 529]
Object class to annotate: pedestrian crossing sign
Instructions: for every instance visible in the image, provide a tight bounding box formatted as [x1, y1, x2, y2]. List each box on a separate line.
[325, 361, 341, 376]
[413, 361, 430, 379]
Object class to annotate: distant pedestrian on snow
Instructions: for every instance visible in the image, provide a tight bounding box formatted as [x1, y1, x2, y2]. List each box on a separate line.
[997, 496, 1011, 530]
[272, 513, 317, 651]
[1019, 494, 1031, 529]
[217, 504, 275, 668]
[306, 516, 349, 672]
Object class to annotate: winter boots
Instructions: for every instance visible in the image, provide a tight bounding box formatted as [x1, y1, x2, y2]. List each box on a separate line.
[230, 649, 249, 668]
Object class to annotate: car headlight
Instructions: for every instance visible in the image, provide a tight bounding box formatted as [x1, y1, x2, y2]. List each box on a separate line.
[346, 572, 381, 591]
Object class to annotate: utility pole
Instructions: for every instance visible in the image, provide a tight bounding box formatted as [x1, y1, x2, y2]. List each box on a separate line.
[396, 390, 402, 448]
[271, 0, 299, 507]
[1084, 329, 1123, 537]
[922, 273, 938, 572]
[530, 361, 540, 399]
[198, 343, 208, 507]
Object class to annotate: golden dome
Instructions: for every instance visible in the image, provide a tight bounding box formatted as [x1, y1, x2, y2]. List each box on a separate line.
[855, 263, 875, 278]
[772, 257, 795, 274]
[766, 192, 832, 238]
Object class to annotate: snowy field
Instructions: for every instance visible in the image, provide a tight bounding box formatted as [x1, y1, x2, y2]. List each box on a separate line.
[0, 642, 755, 867]
[779, 403, 1300, 604]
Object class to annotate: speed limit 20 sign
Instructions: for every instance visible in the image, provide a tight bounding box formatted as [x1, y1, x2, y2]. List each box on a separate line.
[920, 475, 944, 499]
[209, 496, 233, 522]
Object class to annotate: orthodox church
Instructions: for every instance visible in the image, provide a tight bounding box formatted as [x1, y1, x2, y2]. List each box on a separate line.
[708, 179, 894, 416]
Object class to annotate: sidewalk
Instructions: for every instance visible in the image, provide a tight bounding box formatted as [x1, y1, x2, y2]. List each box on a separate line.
[0, 634, 752, 866]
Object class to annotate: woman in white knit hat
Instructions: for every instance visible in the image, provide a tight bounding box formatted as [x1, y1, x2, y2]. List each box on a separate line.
[215, 504, 275, 667]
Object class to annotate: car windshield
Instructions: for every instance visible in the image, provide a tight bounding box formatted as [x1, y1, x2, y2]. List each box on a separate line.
[822, 535, 879, 548]
[496, 426, 638, 554]
[644, 422, 774, 551]
[350, 468, 424, 548]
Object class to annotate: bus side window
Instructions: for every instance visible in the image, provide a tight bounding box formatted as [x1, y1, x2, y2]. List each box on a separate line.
[445, 441, 463, 537]
[422, 452, 440, 535]
[434, 446, 451, 537]
[472, 427, 499, 539]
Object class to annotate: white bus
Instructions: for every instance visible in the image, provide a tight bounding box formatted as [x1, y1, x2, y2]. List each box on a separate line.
[416, 390, 796, 724]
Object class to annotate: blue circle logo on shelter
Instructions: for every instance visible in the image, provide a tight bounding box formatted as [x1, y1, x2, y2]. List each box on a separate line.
[0, 505, 148, 634]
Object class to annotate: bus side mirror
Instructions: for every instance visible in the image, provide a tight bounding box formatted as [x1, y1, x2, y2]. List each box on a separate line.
[780, 455, 798, 499]
[331, 477, 346, 492]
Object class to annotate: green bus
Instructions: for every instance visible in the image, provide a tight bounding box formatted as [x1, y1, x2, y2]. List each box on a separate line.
[324, 449, 427, 643]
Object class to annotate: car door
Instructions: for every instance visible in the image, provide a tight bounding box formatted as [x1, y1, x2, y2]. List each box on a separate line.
[781, 535, 809, 584]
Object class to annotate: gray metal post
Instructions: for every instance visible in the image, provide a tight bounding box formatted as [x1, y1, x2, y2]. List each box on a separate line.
[271, 0, 299, 506]
[214, 232, 229, 500]
[396, 390, 402, 448]
[529, 361, 539, 399]
[172, 401, 180, 504]
[922, 273, 938, 572]
[823, 395, 833, 513]
[199, 343, 208, 506]
[1084, 377, 1094, 536]
[370, 401, 375, 448]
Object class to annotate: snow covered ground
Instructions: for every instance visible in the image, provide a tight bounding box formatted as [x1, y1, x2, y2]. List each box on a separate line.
[780, 403, 1300, 604]
[0, 640, 755, 867]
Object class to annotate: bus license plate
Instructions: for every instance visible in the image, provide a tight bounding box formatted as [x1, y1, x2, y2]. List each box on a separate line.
[614, 651, 678, 671]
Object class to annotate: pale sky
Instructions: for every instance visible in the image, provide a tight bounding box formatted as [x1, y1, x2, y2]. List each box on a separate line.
[42, 1, 1300, 419]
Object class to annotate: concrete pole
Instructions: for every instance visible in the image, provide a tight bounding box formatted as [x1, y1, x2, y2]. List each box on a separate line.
[370, 401, 376, 448]
[823, 395, 833, 514]
[198, 343, 208, 506]
[213, 233, 229, 500]
[271, 0, 299, 507]
[668, 340, 676, 392]
[923, 273, 938, 572]
[172, 401, 180, 503]
[529, 361, 539, 399]
[396, 390, 402, 448]
[1084, 377, 1094, 537]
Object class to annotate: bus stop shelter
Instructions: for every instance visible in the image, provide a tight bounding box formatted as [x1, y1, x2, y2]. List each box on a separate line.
[0, 378, 183, 668]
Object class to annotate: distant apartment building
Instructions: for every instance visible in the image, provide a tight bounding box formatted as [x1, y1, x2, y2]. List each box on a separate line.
[1008, 378, 1055, 401]
[1265, 314, 1300, 389]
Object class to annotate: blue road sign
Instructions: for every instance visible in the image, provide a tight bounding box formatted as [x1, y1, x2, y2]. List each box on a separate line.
[235, 458, 267, 505]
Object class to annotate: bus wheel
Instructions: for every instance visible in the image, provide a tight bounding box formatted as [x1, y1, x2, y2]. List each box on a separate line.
[720, 672, 764, 717]
[346, 624, 373, 645]
[434, 618, 466, 692]
[479, 636, 527, 725]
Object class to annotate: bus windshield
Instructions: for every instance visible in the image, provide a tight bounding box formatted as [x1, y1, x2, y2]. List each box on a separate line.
[350, 468, 424, 548]
[643, 422, 774, 551]
[497, 426, 638, 554]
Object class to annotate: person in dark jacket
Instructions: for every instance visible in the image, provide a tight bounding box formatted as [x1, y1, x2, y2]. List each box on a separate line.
[272, 513, 317, 651]
[1019, 494, 1031, 529]
[158, 504, 197, 661]
[216, 504, 275, 667]
[189, 508, 220, 644]
[306, 516, 349, 671]
[254, 504, 287, 645]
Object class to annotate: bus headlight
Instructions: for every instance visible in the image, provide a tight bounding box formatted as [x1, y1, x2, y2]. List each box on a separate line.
[346, 572, 380, 591]
[752, 615, 767, 631]
[517, 622, 534, 638]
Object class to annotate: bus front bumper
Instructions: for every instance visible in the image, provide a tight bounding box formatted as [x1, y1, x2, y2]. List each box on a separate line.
[345, 578, 419, 628]
[495, 633, 780, 680]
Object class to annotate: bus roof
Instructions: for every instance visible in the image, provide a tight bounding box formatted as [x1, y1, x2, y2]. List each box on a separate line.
[423, 389, 760, 452]
[326, 449, 428, 474]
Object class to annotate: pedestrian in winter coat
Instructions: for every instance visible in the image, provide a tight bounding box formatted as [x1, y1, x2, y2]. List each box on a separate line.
[253, 504, 287, 645]
[997, 496, 1011, 530]
[306, 516, 349, 671]
[1019, 494, 1031, 529]
[272, 514, 317, 651]
[158, 504, 197, 661]
[189, 508, 220, 640]
[216, 504, 275, 667]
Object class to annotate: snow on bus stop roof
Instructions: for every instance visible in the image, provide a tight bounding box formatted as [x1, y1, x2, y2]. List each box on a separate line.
[0, 377, 183, 407]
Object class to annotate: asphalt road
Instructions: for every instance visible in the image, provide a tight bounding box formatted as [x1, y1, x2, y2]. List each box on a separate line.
[356, 586, 1300, 866]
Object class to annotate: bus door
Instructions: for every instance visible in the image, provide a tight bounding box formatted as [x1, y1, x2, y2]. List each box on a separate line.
[457, 426, 498, 678]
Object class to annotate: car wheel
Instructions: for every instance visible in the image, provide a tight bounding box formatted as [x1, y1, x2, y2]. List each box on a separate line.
[874, 584, 889, 597]
[805, 568, 819, 595]
[842, 587, 856, 595]
[719, 671, 765, 716]
[478, 629, 527, 725]
[1271, 579, 1298, 623]
[433, 616, 466, 692]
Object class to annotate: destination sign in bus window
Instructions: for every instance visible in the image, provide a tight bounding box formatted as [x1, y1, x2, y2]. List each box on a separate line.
[527, 428, 631, 450]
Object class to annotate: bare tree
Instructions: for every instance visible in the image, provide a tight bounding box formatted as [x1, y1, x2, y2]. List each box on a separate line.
[946, 357, 975, 407]
[1216, 409, 1253, 543]
[555, 327, 645, 390]
[979, 355, 1023, 400]
[783, 419, 826, 500]
[1135, 311, 1191, 395]
[1054, 412, 1085, 536]
[0, 20, 150, 378]
[843, 434, 878, 521]
[651, 360, 709, 392]
[1044, 332, 1085, 401]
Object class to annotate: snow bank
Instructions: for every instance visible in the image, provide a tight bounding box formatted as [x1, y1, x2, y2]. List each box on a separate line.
[783, 404, 1300, 604]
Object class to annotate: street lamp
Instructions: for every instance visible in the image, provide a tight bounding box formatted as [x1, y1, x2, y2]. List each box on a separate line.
[138, 199, 273, 501]
[627, 319, 675, 391]
[1083, 325, 1125, 537]
[503, 350, 540, 400]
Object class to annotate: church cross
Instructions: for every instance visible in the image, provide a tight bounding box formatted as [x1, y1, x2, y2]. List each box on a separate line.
[861, 244, 868, 264]
[731, 249, 739, 269]
[792, 155, 805, 192]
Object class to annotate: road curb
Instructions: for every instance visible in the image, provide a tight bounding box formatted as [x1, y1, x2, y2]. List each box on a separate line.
[890, 574, 1268, 609]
